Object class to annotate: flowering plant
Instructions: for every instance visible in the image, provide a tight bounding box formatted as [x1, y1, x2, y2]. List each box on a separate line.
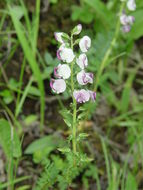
[50, 24, 96, 162]
[120, 0, 136, 33]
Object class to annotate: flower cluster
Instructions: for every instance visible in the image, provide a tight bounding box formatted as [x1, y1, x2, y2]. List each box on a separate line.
[120, 0, 136, 33]
[50, 24, 96, 104]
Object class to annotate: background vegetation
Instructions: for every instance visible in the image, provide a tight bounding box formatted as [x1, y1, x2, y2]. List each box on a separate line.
[0, 0, 143, 189]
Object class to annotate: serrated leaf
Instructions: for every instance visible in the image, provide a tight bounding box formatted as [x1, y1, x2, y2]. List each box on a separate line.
[58, 147, 71, 153]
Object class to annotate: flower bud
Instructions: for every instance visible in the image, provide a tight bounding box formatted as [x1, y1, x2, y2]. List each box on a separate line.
[54, 32, 64, 43]
[73, 89, 90, 103]
[127, 0, 136, 11]
[50, 79, 66, 94]
[54, 64, 71, 79]
[79, 36, 91, 53]
[77, 70, 93, 85]
[76, 54, 88, 70]
[72, 24, 82, 35]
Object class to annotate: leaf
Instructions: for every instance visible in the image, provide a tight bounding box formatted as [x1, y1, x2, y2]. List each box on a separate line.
[120, 74, 134, 113]
[60, 109, 72, 128]
[125, 172, 138, 190]
[25, 135, 61, 154]
[0, 89, 14, 104]
[128, 9, 143, 40]
[71, 5, 94, 24]
[83, 0, 114, 30]
[24, 114, 38, 125]
[0, 119, 21, 158]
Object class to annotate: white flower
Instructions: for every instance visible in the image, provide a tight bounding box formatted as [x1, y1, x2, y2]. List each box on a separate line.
[50, 79, 66, 94]
[54, 64, 71, 79]
[76, 54, 88, 70]
[57, 46, 75, 63]
[73, 89, 90, 103]
[127, 0, 136, 11]
[54, 32, 64, 43]
[77, 70, 93, 85]
[120, 14, 129, 25]
[79, 36, 91, 53]
[72, 24, 82, 35]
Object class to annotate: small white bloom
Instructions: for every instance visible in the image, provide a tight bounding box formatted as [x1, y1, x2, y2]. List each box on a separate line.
[76, 54, 88, 70]
[54, 32, 64, 43]
[50, 79, 66, 94]
[79, 36, 91, 53]
[60, 48, 75, 63]
[127, 0, 136, 11]
[54, 64, 71, 79]
[77, 70, 93, 85]
[120, 14, 129, 25]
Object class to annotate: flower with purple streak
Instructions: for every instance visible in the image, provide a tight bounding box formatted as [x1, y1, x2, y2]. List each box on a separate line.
[88, 91, 96, 101]
[122, 25, 131, 33]
[50, 79, 66, 94]
[77, 70, 93, 85]
[79, 36, 91, 53]
[73, 89, 90, 103]
[76, 54, 88, 70]
[54, 64, 71, 79]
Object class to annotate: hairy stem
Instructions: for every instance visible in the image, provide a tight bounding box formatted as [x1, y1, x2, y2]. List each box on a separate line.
[70, 35, 77, 155]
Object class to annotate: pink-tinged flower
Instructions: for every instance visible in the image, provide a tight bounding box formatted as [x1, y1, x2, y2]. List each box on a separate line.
[127, 0, 136, 11]
[127, 16, 135, 24]
[50, 79, 66, 94]
[72, 24, 82, 35]
[77, 70, 93, 85]
[54, 32, 64, 43]
[88, 91, 96, 101]
[54, 64, 71, 79]
[120, 14, 135, 26]
[76, 54, 88, 70]
[122, 25, 131, 33]
[57, 45, 75, 63]
[79, 36, 91, 53]
[120, 14, 129, 25]
[73, 89, 90, 103]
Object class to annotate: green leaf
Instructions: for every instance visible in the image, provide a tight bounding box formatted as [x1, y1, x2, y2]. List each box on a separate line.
[125, 172, 138, 190]
[24, 114, 38, 125]
[0, 119, 21, 158]
[25, 135, 61, 154]
[0, 89, 13, 104]
[128, 9, 143, 40]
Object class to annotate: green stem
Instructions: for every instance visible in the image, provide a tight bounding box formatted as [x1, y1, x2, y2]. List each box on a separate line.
[70, 35, 77, 155]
